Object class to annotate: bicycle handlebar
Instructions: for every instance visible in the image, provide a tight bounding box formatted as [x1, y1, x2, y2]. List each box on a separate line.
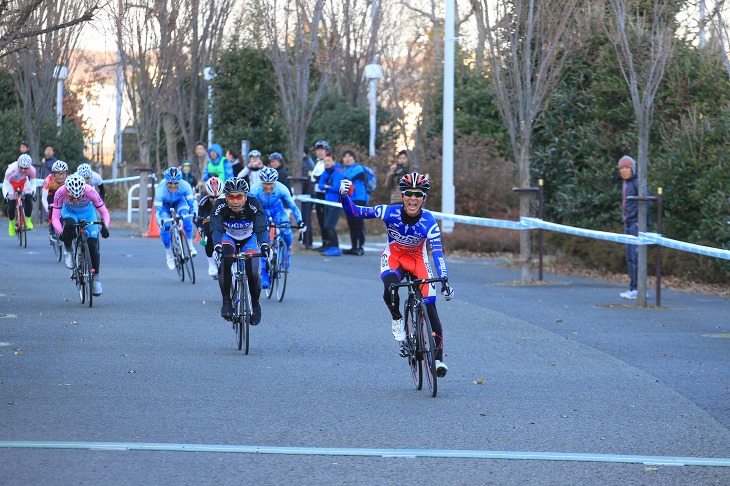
[389, 276, 447, 291]
[73, 220, 101, 227]
[159, 214, 194, 224]
[232, 252, 267, 260]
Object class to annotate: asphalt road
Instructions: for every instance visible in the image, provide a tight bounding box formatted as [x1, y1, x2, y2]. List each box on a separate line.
[1, 225, 729, 485]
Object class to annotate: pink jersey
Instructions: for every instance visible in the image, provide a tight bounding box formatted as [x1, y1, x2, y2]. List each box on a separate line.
[2, 162, 36, 199]
[52, 185, 111, 234]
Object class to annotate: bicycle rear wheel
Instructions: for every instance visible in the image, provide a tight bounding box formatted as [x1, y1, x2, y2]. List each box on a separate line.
[404, 299, 422, 390]
[275, 239, 288, 302]
[74, 241, 86, 304]
[181, 236, 196, 284]
[421, 304, 438, 397]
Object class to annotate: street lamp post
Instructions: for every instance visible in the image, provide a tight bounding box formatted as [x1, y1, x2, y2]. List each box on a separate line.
[204, 67, 215, 147]
[53, 66, 68, 136]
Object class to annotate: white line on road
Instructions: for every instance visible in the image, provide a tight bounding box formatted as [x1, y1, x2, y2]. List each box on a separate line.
[0, 441, 728, 467]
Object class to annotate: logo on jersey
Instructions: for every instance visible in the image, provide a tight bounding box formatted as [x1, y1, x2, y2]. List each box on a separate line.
[225, 220, 253, 230]
[387, 228, 425, 246]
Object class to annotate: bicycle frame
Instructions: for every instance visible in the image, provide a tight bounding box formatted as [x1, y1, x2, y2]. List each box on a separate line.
[230, 251, 266, 353]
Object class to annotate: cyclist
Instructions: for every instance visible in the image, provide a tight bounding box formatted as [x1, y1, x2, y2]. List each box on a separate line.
[248, 167, 306, 288]
[42, 160, 69, 238]
[154, 167, 198, 270]
[52, 174, 110, 296]
[195, 176, 222, 277]
[3, 154, 36, 236]
[210, 177, 270, 324]
[339, 172, 455, 376]
[76, 163, 105, 202]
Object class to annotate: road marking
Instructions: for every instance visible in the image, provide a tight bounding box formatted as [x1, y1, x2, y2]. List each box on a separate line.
[0, 441, 728, 467]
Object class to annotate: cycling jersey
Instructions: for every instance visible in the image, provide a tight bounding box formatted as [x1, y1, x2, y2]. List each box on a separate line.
[341, 195, 448, 301]
[42, 174, 65, 212]
[2, 162, 36, 199]
[154, 179, 196, 247]
[51, 185, 110, 237]
[248, 181, 303, 224]
[210, 196, 269, 246]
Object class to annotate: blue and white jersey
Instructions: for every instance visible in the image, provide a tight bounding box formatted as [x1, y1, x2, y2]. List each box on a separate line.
[154, 179, 196, 219]
[248, 181, 303, 224]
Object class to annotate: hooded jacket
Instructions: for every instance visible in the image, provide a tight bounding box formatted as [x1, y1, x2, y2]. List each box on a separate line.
[203, 143, 234, 182]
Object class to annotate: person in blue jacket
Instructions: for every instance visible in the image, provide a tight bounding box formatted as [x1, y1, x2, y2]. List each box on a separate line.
[249, 167, 306, 287]
[202, 143, 234, 182]
[317, 153, 345, 256]
[155, 167, 198, 270]
[341, 150, 369, 255]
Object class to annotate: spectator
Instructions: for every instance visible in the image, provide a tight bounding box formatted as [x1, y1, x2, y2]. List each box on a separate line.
[617, 155, 650, 300]
[226, 148, 245, 177]
[181, 161, 198, 190]
[385, 150, 410, 204]
[20, 140, 30, 156]
[341, 150, 368, 255]
[268, 152, 290, 192]
[238, 149, 265, 188]
[317, 152, 345, 256]
[202, 143, 234, 183]
[42, 145, 58, 178]
[310, 141, 329, 250]
[192, 141, 210, 182]
[301, 146, 315, 248]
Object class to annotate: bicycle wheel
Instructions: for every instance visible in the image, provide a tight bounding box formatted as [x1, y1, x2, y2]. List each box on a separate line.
[420, 304, 438, 397]
[16, 210, 26, 248]
[275, 238, 288, 302]
[404, 298, 423, 390]
[51, 232, 61, 261]
[242, 273, 251, 355]
[181, 236, 196, 284]
[81, 239, 94, 308]
[235, 275, 244, 351]
[171, 231, 184, 281]
[265, 247, 275, 299]
[74, 241, 86, 304]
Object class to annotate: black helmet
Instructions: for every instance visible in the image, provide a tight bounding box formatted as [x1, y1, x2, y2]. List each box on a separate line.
[398, 172, 430, 193]
[223, 177, 249, 194]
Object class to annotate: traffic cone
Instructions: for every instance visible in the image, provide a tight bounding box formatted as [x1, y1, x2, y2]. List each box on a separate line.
[145, 216, 160, 238]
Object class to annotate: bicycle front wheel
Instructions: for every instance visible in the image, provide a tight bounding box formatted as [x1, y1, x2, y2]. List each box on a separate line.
[83, 240, 94, 308]
[421, 305, 438, 397]
[275, 239, 288, 302]
[265, 246, 275, 299]
[16, 214, 26, 248]
[404, 299, 422, 390]
[235, 277, 244, 351]
[181, 237, 196, 284]
[171, 231, 184, 281]
[74, 242, 86, 304]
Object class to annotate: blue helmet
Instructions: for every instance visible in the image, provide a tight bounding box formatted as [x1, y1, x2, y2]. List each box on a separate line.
[164, 166, 182, 183]
[260, 167, 279, 183]
[268, 152, 283, 162]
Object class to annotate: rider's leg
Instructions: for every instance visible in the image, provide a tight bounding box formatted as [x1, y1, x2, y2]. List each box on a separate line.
[7, 199, 17, 236]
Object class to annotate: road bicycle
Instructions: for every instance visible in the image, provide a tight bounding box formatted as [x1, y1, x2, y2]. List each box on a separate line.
[13, 189, 27, 248]
[161, 213, 196, 284]
[229, 251, 266, 354]
[70, 220, 99, 308]
[390, 273, 447, 397]
[48, 211, 62, 262]
[265, 222, 292, 302]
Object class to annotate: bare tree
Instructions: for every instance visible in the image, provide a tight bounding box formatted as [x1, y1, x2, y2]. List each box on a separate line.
[607, 0, 675, 307]
[7, 0, 93, 165]
[117, 0, 182, 172]
[705, 1, 730, 77]
[0, 0, 98, 60]
[256, 0, 332, 177]
[168, 0, 234, 165]
[476, 0, 580, 283]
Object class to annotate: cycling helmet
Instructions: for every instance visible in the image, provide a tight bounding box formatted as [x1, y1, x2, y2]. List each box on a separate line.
[164, 166, 182, 183]
[314, 140, 330, 150]
[65, 174, 86, 198]
[17, 154, 32, 169]
[76, 163, 92, 179]
[51, 160, 69, 173]
[399, 172, 430, 193]
[268, 152, 283, 162]
[205, 176, 222, 197]
[260, 166, 279, 183]
[223, 177, 249, 194]
[248, 149, 262, 158]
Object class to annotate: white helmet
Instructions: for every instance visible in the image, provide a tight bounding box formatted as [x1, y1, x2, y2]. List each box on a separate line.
[76, 163, 92, 179]
[17, 154, 32, 169]
[52, 160, 69, 173]
[65, 174, 86, 199]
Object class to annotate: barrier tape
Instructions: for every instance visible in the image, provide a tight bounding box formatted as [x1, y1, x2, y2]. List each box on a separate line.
[295, 196, 730, 261]
[34, 173, 155, 189]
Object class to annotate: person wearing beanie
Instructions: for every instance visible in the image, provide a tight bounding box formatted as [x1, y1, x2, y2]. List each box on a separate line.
[617, 155, 647, 300]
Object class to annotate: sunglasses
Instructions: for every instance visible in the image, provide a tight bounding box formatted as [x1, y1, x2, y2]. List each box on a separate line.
[226, 194, 246, 201]
[403, 191, 425, 199]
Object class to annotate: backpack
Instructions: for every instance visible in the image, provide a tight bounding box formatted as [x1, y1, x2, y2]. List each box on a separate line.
[362, 165, 377, 194]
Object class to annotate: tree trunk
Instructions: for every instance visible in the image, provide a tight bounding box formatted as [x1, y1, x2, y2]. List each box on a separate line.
[518, 128, 533, 283]
[163, 112, 179, 169]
